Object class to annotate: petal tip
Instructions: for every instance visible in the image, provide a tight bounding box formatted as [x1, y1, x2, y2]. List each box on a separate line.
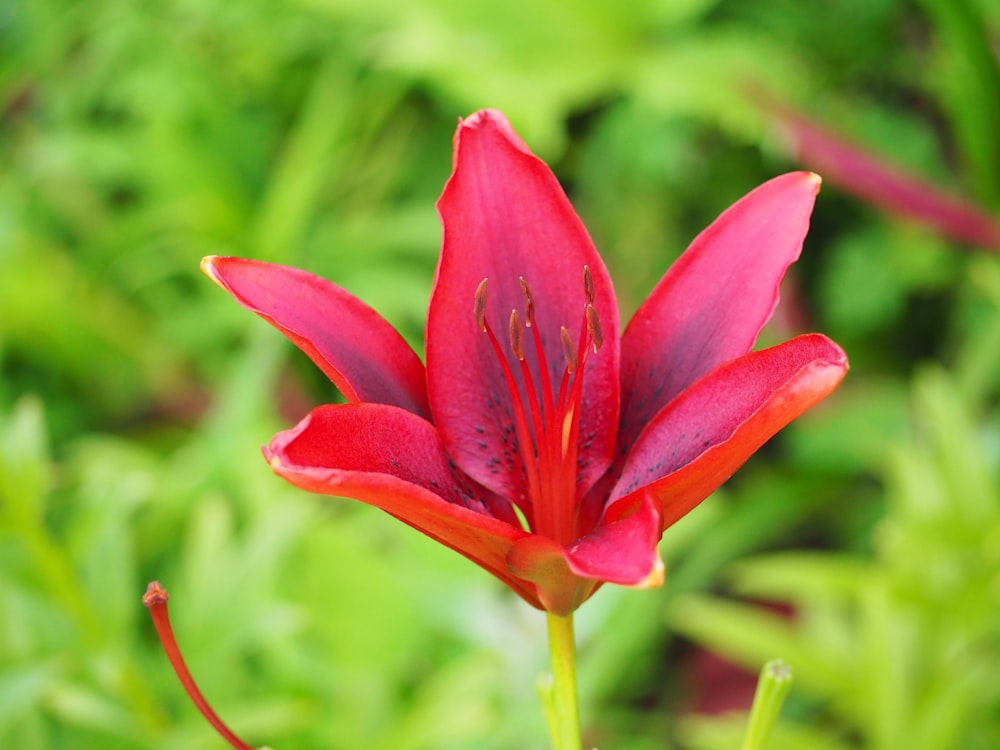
[823, 337, 850, 370]
[455, 109, 530, 155]
[637, 556, 665, 589]
[460, 108, 509, 131]
[200, 256, 225, 286]
[262, 444, 282, 471]
[784, 170, 822, 195]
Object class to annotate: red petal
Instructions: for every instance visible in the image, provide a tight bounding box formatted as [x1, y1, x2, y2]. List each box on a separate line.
[203, 256, 430, 418]
[265, 403, 540, 605]
[618, 173, 819, 451]
[427, 110, 620, 500]
[769, 105, 1000, 249]
[566, 493, 665, 586]
[506, 494, 664, 615]
[610, 334, 847, 529]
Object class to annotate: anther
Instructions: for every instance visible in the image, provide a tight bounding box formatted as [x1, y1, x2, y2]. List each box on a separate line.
[560, 326, 578, 373]
[509, 309, 525, 360]
[586, 304, 604, 352]
[474, 278, 489, 331]
[583, 265, 594, 305]
[519, 277, 535, 326]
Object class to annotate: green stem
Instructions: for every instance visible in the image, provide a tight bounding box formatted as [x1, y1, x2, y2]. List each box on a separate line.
[541, 612, 582, 750]
[741, 659, 793, 750]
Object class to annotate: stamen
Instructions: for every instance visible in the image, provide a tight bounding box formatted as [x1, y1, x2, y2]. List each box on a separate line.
[583, 265, 594, 305]
[560, 326, 578, 373]
[474, 278, 489, 332]
[521, 276, 555, 423]
[472, 268, 607, 545]
[509, 309, 525, 360]
[143, 582, 255, 750]
[478, 302, 544, 526]
[519, 277, 535, 326]
[586, 304, 603, 352]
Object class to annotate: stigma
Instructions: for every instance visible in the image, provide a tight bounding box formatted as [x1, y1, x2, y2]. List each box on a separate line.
[473, 267, 603, 543]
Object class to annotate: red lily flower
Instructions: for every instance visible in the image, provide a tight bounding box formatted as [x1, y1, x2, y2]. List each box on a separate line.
[203, 110, 847, 614]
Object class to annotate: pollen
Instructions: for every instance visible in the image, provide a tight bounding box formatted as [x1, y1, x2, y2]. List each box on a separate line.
[474, 278, 489, 332]
[519, 277, 535, 326]
[509, 309, 525, 360]
[586, 304, 603, 352]
[560, 326, 578, 373]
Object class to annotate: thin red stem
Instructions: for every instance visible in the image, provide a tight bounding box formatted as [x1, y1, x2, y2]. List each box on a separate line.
[143, 581, 254, 750]
[528, 321, 557, 430]
[483, 320, 542, 526]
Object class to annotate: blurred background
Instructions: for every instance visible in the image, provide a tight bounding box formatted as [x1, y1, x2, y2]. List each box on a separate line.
[2, 0, 999, 748]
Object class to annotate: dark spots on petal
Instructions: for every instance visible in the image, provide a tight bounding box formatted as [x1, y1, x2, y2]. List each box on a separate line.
[475, 425, 486, 434]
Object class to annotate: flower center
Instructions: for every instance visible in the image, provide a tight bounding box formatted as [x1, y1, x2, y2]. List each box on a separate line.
[474, 267, 604, 544]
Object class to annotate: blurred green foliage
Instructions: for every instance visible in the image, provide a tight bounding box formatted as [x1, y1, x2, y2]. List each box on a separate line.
[2, 0, 1000, 748]
[673, 365, 1000, 750]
